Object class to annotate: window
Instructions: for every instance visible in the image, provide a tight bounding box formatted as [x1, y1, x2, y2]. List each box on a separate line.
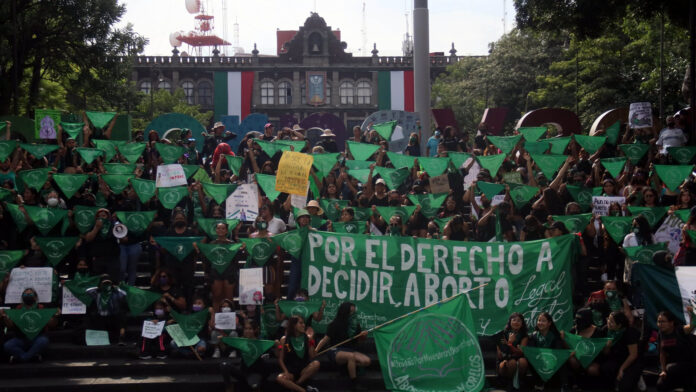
[181, 81, 195, 104]
[339, 81, 354, 105]
[261, 81, 274, 105]
[158, 80, 172, 93]
[198, 81, 212, 105]
[325, 84, 331, 104]
[139, 80, 152, 94]
[278, 81, 292, 105]
[301, 84, 306, 104]
[356, 81, 371, 104]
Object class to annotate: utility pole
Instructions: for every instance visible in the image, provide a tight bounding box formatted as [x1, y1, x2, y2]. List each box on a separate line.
[414, 0, 430, 155]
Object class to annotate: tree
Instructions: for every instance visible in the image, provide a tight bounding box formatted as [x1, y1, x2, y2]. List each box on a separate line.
[132, 88, 213, 131]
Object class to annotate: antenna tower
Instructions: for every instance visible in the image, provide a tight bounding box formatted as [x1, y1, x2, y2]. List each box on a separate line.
[361, 1, 367, 55]
[221, 0, 229, 55]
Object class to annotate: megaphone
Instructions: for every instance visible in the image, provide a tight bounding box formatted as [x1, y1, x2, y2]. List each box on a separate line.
[112, 222, 128, 239]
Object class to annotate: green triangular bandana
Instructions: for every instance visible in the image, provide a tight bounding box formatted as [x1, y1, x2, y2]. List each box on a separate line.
[73, 205, 99, 234]
[654, 164, 693, 192]
[619, 144, 650, 165]
[627, 206, 668, 228]
[524, 141, 550, 155]
[574, 134, 606, 154]
[155, 143, 185, 164]
[418, 157, 451, 177]
[448, 152, 472, 169]
[75, 147, 104, 164]
[373, 121, 397, 141]
[551, 213, 592, 233]
[522, 347, 572, 382]
[375, 166, 410, 190]
[600, 157, 627, 179]
[319, 199, 350, 221]
[240, 238, 275, 266]
[347, 141, 380, 161]
[548, 137, 571, 155]
[277, 300, 322, 322]
[433, 216, 454, 230]
[333, 221, 367, 233]
[477, 181, 505, 200]
[260, 304, 279, 338]
[181, 165, 199, 179]
[352, 207, 371, 221]
[132, 178, 156, 203]
[563, 333, 611, 369]
[531, 153, 567, 180]
[104, 163, 136, 175]
[255, 173, 281, 202]
[270, 228, 308, 259]
[222, 337, 275, 367]
[605, 121, 620, 145]
[674, 209, 692, 223]
[192, 168, 211, 184]
[347, 169, 371, 184]
[92, 139, 117, 162]
[256, 140, 290, 158]
[518, 127, 547, 142]
[20, 144, 59, 159]
[509, 185, 539, 208]
[60, 122, 84, 139]
[276, 140, 307, 152]
[0, 140, 17, 161]
[407, 193, 448, 218]
[5, 308, 57, 340]
[198, 242, 242, 274]
[0, 250, 24, 281]
[115, 211, 156, 236]
[18, 168, 51, 191]
[196, 217, 241, 240]
[85, 111, 116, 129]
[120, 283, 165, 316]
[386, 152, 416, 170]
[667, 146, 696, 165]
[25, 206, 68, 235]
[624, 243, 667, 265]
[52, 174, 88, 199]
[34, 236, 79, 266]
[157, 186, 188, 209]
[601, 216, 633, 244]
[344, 159, 373, 170]
[375, 206, 417, 221]
[202, 183, 238, 205]
[487, 135, 521, 154]
[566, 185, 602, 212]
[102, 174, 133, 194]
[64, 274, 101, 306]
[225, 155, 244, 176]
[154, 236, 204, 261]
[6, 203, 28, 232]
[118, 142, 147, 163]
[171, 308, 210, 339]
[476, 154, 506, 177]
[312, 153, 340, 177]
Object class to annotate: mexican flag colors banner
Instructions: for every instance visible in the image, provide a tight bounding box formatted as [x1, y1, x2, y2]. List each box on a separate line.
[632, 265, 696, 329]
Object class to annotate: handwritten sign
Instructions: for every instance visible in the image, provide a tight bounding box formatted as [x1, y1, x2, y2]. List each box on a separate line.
[6, 267, 53, 304]
[275, 151, 314, 195]
[61, 286, 86, 315]
[214, 312, 237, 330]
[239, 268, 263, 305]
[629, 102, 652, 129]
[226, 183, 259, 222]
[141, 320, 166, 339]
[156, 164, 187, 188]
[591, 196, 626, 216]
[85, 329, 110, 346]
[655, 215, 683, 254]
[429, 174, 450, 194]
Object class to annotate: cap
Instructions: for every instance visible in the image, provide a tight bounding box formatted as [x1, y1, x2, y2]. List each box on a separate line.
[295, 209, 310, 219]
[213, 121, 224, 129]
[375, 178, 386, 186]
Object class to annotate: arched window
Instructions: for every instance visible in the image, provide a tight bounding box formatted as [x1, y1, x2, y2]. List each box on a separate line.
[339, 81, 354, 105]
[278, 81, 292, 105]
[158, 80, 172, 93]
[139, 80, 152, 94]
[181, 81, 195, 104]
[197, 81, 212, 105]
[261, 81, 274, 105]
[356, 81, 372, 105]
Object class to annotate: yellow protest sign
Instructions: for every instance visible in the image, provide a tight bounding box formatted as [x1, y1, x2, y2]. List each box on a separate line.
[275, 151, 314, 195]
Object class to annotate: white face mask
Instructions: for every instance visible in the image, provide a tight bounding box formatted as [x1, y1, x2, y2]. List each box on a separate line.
[47, 197, 59, 207]
[221, 307, 232, 313]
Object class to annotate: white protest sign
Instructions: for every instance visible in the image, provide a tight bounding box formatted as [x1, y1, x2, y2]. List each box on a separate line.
[655, 214, 683, 254]
[291, 183, 309, 209]
[141, 320, 166, 339]
[61, 286, 86, 315]
[156, 164, 187, 188]
[6, 267, 53, 304]
[472, 195, 506, 220]
[239, 268, 263, 305]
[214, 312, 237, 330]
[429, 174, 450, 194]
[463, 160, 480, 190]
[591, 196, 626, 216]
[85, 329, 110, 346]
[226, 183, 259, 222]
[629, 102, 653, 129]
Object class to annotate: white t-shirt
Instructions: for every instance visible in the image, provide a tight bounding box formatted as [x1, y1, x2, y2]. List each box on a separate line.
[656, 127, 687, 154]
[267, 217, 287, 234]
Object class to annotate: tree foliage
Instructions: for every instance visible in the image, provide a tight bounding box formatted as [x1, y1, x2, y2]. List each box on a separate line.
[132, 88, 213, 131]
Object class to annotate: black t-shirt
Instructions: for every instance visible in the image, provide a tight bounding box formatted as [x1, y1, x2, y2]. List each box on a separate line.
[659, 330, 694, 364]
[603, 326, 640, 362]
[369, 194, 389, 207]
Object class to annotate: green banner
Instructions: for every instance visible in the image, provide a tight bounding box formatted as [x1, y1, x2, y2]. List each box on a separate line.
[171, 308, 210, 339]
[64, 274, 101, 306]
[601, 216, 633, 244]
[487, 135, 522, 154]
[59, 122, 83, 140]
[626, 206, 668, 228]
[5, 308, 57, 340]
[202, 183, 237, 205]
[120, 283, 163, 316]
[75, 147, 104, 164]
[25, 206, 68, 235]
[407, 193, 448, 218]
[155, 143, 185, 164]
[102, 174, 133, 194]
[418, 156, 450, 177]
[198, 242, 242, 274]
[154, 236, 203, 261]
[524, 141, 550, 154]
[605, 121, 620, 145]
[115, 211, 156, 236]
[311, 152, 340, 177]
[0, 250, 24, 281]
[518, 127, 547, 142]
[18, 168, 51, 191]
[225, 155, 243, 177]
[52, 174, 88, 199]
[563, 332, 611, 369]
[386, 152, 416, 170]
[132, 178, 156, 203]
[522, 346, 572, 382]
[566, 185, 602, 212]
[509, 184, 539, 208]
[623, 243, 667, 264]
[373, 292, 485, 392]
[222, 337, 275, 366]
[92, 139, 117, 162]
[21, 143, 59, 159]
[600, 157, 627, 179]
[375, 166, 410, 190]
[103, 163, 136, 175]
[347, 141, 380, 161]
[73, 205, 98, 234]
[320, 199, 350, 221]
[448, 152, 472, 169]
[240, 238, 275, 266]
[619, 143, 650, 164]
[271, 228, 308, 259]
[573, 135, 606, 154]
[476, 154, 506, 177]
[196, 217, 240, 240]
[157, 186, 188, 209]
[654, 164, 693, 192]
[477, 181, 505, 200]
[548, 137, 571, 155]
[302, 232, 575, 335]
[531, 153, 567, 180]
[34, 236, 79, 266]
[85, 111, 116, 129]
[255, 173, 281, 202]
[0, 140, 17, 162]
[667, 146, 696, 164]
[256, 139, 290, 158]
[551, 213, 592, 234]
[118, 142, 147, 163]
[6, 203, 28, 232]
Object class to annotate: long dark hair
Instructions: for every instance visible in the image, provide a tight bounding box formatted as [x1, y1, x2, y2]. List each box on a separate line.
[505, 312, 528, 336]
[633, 215, 653, 245]
[328, 302, 355, 333]
[285, 315, 304, 338]
[535, 312, 561, 338]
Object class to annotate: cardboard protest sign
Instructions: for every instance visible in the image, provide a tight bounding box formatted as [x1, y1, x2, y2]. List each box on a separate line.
[156, 164, 187, 188]
[275, 151, 314, 195]
[226, 183, 259, 221]
[85, 329, 110, 346]
[214, 312, 237, 330]
[142, 320, 166, 339]
[591, 196, 626, 216]
[239, 268, 263, 305]
[61, 286, 87, 315]
[6, 267, 53, 304]
[629, 102, 652, 129]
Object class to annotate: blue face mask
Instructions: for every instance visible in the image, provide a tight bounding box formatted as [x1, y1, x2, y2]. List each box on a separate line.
[192, 304, 203, 312]
[294, 297, 306, 302]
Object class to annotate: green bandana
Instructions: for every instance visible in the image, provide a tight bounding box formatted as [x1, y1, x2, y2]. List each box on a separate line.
[605, 121, 620, 145]
[157, 186, 188, 209]
[601, 216, 633, 244]
[418, 156, 451, 177]
[0, 250, 23, 281]
[674, 209, 691, 223]
[320, 199, 350, 221]
[346, 141, 379, 161]
[654, 164, 694, 192]
[120, 283, 163, 316]
[260, 303, 280, 339]
[64, 274, 101, 306]
[118, 142, 147, 163]
[386, 152, 416, 170]
[52, 174, 88, 199]
[222, 337, 275, 367]
[6, 203, 28, 232]
[102, 174, 133, 194]
[20, 144, 59, 159]
[59, 122, 84, 140]
[171, 308, 210, 339]
[531, 153, 567, 181]
[667, 146, 696, 165]
[566, 185, 602, 212]
[97, 218, 111, 238]
[312, 152, 340, 177]
[289, 336, 307, 358]
[181, 164, 199, 179]
[73, 205, 99, 234]
[563, 333, 611, 369]
[477, 181, 505, 200]
[155, 236, 203, 261]
[448, 152, 472, 169]
[98, 283, 114, 311]
[270, 228, 308, 259]
[198, 242, 242, 274]
[103, 163, 136, 175]
[600, 157, 627, 179]
[92, 139, 117, 162]
[375, 166, 410, 190]
[75, 147, 104, 164]
[225, 155, 244, 177]
[256, 140, 290, 158]
[548, 137, 572, 155]
[476, 154, 506, 177]
[155, 143, 185, 164]
[518, 127, 547, 142]
[607, 328, 624, 343]
[25, 206, 68, 235]
[195, 217, 241, 240]
[344, 160, 373, 170]
[85, 111, 116, 129]
[574, 134, 606, 154]
[255, 173, 281, 202]
[551, 213, 592, 233]
[192, 168, 212, 184]
[202, 183, 238, 205]
[487, 135, 521, 154]
[347, 169, 371, 184]
[115, 210, 156, 236]
[375, 206, 417, 221]
[5, 308, 57, 340]
[522, 347, 572, 382]
[619, 143, 650, 164]
[0, 140, 17, 162]
[278, 300, 323, 321]
[332, 221, 366, 233]
[509, 184, 540, 208]
[626, 206, 668, 228]
[240, 238, 275, 266]
[18, 168, 51, 191]
[276, 140, 307, 152]
[524, 141, 550, 154]
[34, 236, 79, 266]
[407, 193, 448, 218]
[132, 178, 156, 203]
[685, 230, 696, 245]
[373, 120, 397, 141]
[623, 243, 667, 264]
[352, 207, 371, 221]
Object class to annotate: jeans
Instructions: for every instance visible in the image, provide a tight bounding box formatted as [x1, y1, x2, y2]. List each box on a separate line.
[287, 256, 301, 300]
[119, 243, 142, 286]
[3, 334, 50, 362]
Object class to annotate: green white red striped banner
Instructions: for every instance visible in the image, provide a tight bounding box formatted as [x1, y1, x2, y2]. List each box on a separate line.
[213, 71, 254, 119]
[378, 70, 414, 111]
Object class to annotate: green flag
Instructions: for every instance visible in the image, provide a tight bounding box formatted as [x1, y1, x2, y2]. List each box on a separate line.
[18, 168, 51, 191]
[52, 174, 88, 199]
[373, 120, 397, 141]
[674, 209, 692, 223]
[64, 274, 101, 306]
[600, 157, 627, 179]
[240, 238, 275, 266]
[418, 156, 450, 177]
[563, 332, 612, 369]
[333, 221, 367, 233]
[311, 153, 340, 177]
[277, 300, 322, 321]
[103, 163, 136, 175]
[344, 159, 373, 170]
[531, 153, 567, 180]
[276, 139, 307, 152]
[476, 154, 506, 177]
[548, 137, 571, 155]
[566, 185, 602, 212]
[448, 152, 472, 169]
[347, 141, 380, 161]
[0, 140, 17, 162]
[102, 174, 133, 194]
[171, 308, 210, 339]
[487, 135, 522, 154]
[605, 121, 621, 145]
[25, 206, 68, 235]
[260, 303, 280, 339]
[386, 152, 416, 170]
[115, 211, 156, 236]
[222, 337, 275, 367]
[624, 243, 667, 265]
[375, 166, 410, 190]
[373, 293, 485, 392]
[375, 206, 417, 222]
[34, 236, 79, 266]
[120, 283, 163, 316]
[627, 206, 668, 228]
[225, 155, 244, 176]
[6, 203, 28, 232]
[157, 186, 188, 209]
[619, 143, 650, 165]
[181, 164, 199, 179]
[477, 181, 505, 200]
[574, 134, 606, 154]
[667, 146, 696, 165]
[654, 164, 694, 192]
[20, 144, 59, 159]
[518, 126, 547, 142]
[522, 346, 572, 381]
[198, 242, 242, 274]
[601, 216, 633, 244]
[85, 111, 116, 129]
[5, 308, 57, 340]
[0, 250, 24, 281]
[92, 139, 117, 162]
[132, 178, 156, 203]
[155, 143, 185, 164]
[154, 236, 204, 261]
[192, 168, 212, 184]
[118, 142, 147, 163]
[551, 213, 592, 233]
[407, 193, 448, 218]
[256, 140, 290, 157]
[320, 199, 350, 221]
[524, 141, 550, 154]
[352, 207, 371, 221]
[73, 205, 99, 234]
[60, 122, 84, 140]
[196, 217, 241, 240]
[347, 168, 371, 184]
[271, 228, 308, 259]
[75, 147, 104, 164]
[203, 183, 238, 205]
[510, 184, 540, 208]
[255, 173, 281, 202]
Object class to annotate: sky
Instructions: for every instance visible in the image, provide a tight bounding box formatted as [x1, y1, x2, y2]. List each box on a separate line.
[117, 0, 516, 57]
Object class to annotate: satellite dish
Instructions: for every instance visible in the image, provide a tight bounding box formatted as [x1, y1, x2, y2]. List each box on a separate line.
[185, 0, 200, 14]
[169, 32, 182, 47]
[112, 223, 128, 239]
